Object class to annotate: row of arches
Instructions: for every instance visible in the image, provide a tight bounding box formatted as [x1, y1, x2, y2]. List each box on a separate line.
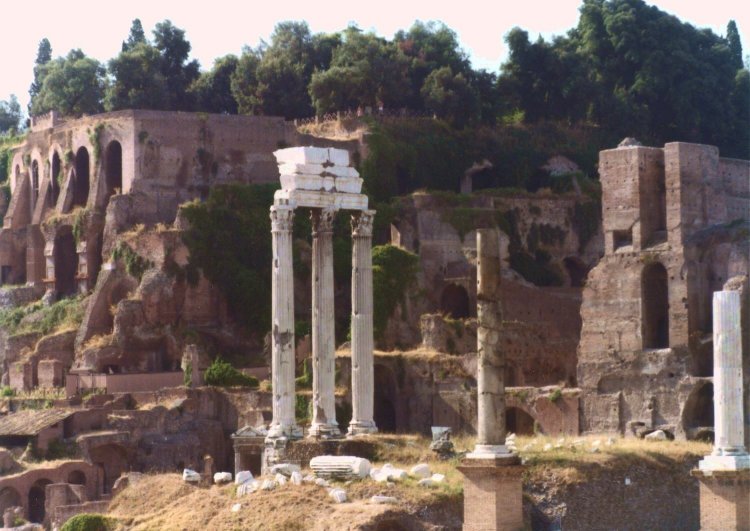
[0, 469, 87, 524]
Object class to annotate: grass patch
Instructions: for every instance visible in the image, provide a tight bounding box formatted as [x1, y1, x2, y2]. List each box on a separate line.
[0, 295, 86, 337]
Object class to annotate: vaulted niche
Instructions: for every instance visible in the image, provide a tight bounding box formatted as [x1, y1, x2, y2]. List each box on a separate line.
[642, 262, 669, 349]
[50, 151, 61, 206]
[105, 140, 122, 200]
[73, 147, 90, 208]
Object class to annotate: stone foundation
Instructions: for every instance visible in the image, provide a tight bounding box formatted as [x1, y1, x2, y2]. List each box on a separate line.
[458, 456, 524, 531]
[692, 469, 750, 531]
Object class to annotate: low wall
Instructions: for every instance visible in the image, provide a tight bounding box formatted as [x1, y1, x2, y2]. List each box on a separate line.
[66, 372, 184, 396]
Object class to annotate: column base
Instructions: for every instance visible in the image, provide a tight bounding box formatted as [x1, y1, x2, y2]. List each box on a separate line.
[699, 454, 750, 472]
[458, 456, 524, 531]
[466, 444, 512, 460]
[347, 421, 378, 437]
[692, 468, 750, 531]
[307, 423, 342, 439]
[266, 423, 303, 441]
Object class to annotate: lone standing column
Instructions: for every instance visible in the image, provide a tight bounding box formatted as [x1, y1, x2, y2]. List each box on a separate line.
[267, 204, 301, 440]
[699, 290, 750, 470]
[309, 208, 340, 438]
[348, 210, 378, 436]
[469, 228, 509, 458]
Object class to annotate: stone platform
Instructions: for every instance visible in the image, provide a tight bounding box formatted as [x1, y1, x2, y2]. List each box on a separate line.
[260, 436, 378, 475]
[458, 454, 524, 531]
[691, 469, 750, 531]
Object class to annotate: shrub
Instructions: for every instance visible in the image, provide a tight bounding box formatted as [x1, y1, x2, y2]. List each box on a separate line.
[1, 386, 14, 397]
[548, 388, 563, 403]
[371, 245, 419, 342]
[61, 514, 114, 531]
[203, 358, 258, 388]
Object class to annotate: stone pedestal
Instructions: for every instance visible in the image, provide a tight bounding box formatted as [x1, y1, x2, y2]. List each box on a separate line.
[691, 470, 750, 531]
[348, 211, 378, 436]
[458, 456, 524, 531]
[309, 208, 340, 438]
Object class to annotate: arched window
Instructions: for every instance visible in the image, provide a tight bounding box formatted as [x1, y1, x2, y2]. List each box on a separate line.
[31, 160, 39, 207]
[105, 140, 122, 200]
[683, 382, 714, 442]
[440, 284, 470, 318]
[642, 262, 669, 348]
[54, 227, 78, 298]
[73, 147, 90, 208]
[51, 152, 61, 206]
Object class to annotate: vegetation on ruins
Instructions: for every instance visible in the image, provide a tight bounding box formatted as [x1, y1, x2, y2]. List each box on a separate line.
[111, 242, 154, 281]
[203, 358, 259, 388]
[0, 295, 86, 337]
[60, 514, 115, 531]
[372, 245, 419, 341]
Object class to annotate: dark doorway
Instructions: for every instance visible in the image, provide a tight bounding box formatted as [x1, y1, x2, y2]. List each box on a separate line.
[67, 470, 86, 485]
[105, 141, 122, 200]
[683, 382, 714, 441]
[441, 284, 470, 319]
[90, 444, 128, 494]
[28, 479, 52, 523]
[73, 147, 90, 208]
[51, 152, 61, 206]
[564, 257, 588, 287]
[54, 228, 78, 298]
[374, 364, 397, 432]
[31, 160, 39, 208]
[642, 263, 669, 348]
[506, 407, 536, 436]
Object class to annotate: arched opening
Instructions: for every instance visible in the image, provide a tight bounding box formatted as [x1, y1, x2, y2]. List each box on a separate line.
[67, 470, 86, 485]
[683, 382, 714, 441]
[31, 160, 39, 208]
[105, 141, 122, 200]
[89, 444, 128, 494]
[28, 479, 52, 523]
[440, 284, 470, 319]
[50, 152, 61, 206]
[374, 364, 397, 432]
[563, 257, 588, 288]
[506, 407, 536, 436]
[54, 227, 78, 298]
[642, 263, 669, 349]
[73, 147, 90, 208]
[0, 487, 21, 515]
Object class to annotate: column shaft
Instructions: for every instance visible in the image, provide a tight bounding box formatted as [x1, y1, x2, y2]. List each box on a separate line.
[348, 210, 377, 436]
[268, 205, 300, 440]
[713, 290, 745, 455]
[309, 208, 340, 437]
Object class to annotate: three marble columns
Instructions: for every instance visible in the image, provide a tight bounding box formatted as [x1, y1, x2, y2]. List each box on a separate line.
[267, 204, 377, 440]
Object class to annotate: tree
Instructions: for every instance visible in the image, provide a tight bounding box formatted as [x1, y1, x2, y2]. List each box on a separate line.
[230, 48, 262, 114]
[122, 18, 147, 51]
[152, 20, 200, 110]
[421, 66, 477, 127]
[29, 38, 52, 111]
[30, 49, 105, 117]
[190, 55, 239, 114]
[105, 43, 169, 111]
[0, 95, 22, 134]
[727, 20, 743, 70]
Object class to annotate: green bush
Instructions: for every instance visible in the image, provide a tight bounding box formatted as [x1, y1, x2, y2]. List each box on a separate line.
[1, 386, 14, 397]
[372, 245, 419, 341]
[203, 358, 258, 388]
[0, 295, 86, 337]
[61, 514, 114, 531]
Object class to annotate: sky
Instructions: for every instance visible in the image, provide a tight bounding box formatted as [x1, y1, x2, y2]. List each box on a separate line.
[1, 0, 747, 112]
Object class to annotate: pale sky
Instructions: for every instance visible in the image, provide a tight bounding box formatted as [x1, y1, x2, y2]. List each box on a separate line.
[1, 0, 747, 112]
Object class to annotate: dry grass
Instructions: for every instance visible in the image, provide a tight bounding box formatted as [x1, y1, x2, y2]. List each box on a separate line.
[83, 333, 115, 350]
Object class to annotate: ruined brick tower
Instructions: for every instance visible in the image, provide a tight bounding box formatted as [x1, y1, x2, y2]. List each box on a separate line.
[577, 141, 750, 440]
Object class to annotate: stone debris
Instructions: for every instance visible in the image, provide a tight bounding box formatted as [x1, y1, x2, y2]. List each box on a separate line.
[236, 480, 260, 496]
[522, 444, 534, 452]
[329, 488, 347, 503]
[592, 439, 601, 448]
[231, 503, 242, 512]
[645, 429, 667, 441]
[290, 471, 303, 486]
[310, 455, 371, 479]
[430, 426, 456, 459]
[315, 478, 330, 487]
[260, 479, 276, 491]
[303, 474, 316, 483]
[543, 444, 553, 452]
[418, 478, 435, 488]
[213, 472, 232, 484]
[275, 473, 288, 486]
[409, 463, 431, 479]
[370, 495, 398, 504]
[235, 471, 253, 485]
[270, 463, 301, 477]
[430, 473, 445, 483]
[371, 463, 408, 482]
[182, 469, 201, 483]
[606, 437, 616, 446]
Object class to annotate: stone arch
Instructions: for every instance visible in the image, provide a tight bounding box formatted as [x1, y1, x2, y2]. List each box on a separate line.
[50, 151, 61, 207]
[67, 470, 86, 485]
[373, 364, 398, 432]
[89, 444, 128, 494]
[506, 406, 536, 436]
[563, 256, 588, 287]
[73, 147, 90, 209]
[54, 226, 78, 298]
[642, 262, 669, 349]
[0, 486, 21, 515]
[104, 140, 122, 201]
[28, 478, 52, 523]
[440, 283, 470, 319]
[683, 381, 714, 441]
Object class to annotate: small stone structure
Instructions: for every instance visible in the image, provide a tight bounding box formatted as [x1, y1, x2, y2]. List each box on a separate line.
[692, 290, 750, 530]
[459, 229, 523, 530]
[265, 147, 377, 462]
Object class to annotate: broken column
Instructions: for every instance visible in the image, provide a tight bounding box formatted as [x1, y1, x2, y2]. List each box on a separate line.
[458, 228, 523, 531]
[347, 210, 378, 436]
[267, 205, 301, 440]
[309, 208, 340, 438]
[692, 290, 750, 530]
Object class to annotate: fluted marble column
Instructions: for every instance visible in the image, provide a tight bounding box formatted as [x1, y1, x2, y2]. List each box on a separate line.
[468, 229, 509, 458]
[699, 290, 750, 470]
[267, 205, 301, 440]
[309, 208, 340, 438]
[348, 210, 378, 436]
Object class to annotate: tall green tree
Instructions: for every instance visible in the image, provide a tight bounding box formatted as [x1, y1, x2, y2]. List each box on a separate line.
[153, 20, 200, 110]
[421, 66, 477, 127]
[727, 20, 743, 70]
[0, 95, 22, 134]
[29, 38, 52, 112]
[230, 48, 262, 115]
[122, 18, 147, 52]
[30, 49, 105, 117]
[190, 55, 239, 114]
[105, 43, 169, 111]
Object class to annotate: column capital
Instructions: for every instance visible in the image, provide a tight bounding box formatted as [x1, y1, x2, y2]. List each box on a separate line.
[311, 208, 336, 234]
[351, 210, 375, 237]
[270, 205, 295, 232]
